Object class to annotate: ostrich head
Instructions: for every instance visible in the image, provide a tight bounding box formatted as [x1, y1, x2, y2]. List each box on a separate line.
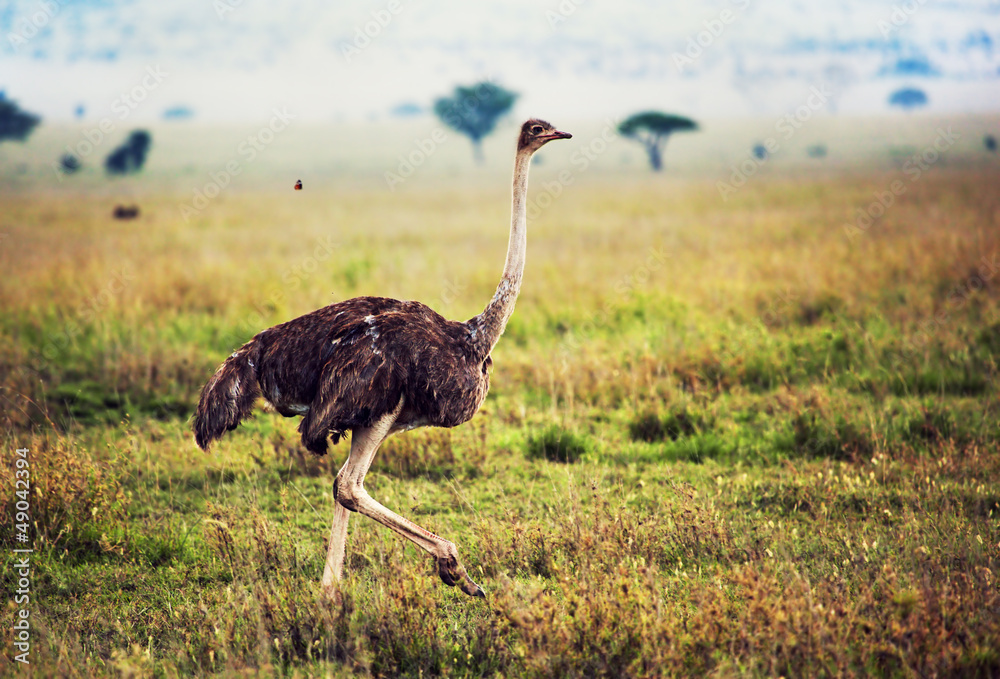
[518, 118, 572, 153]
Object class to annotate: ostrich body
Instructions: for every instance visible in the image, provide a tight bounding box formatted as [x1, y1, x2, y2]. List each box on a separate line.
[194, 119, 571, 599]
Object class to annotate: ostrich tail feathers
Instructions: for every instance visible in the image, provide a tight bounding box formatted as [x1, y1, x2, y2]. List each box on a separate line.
[193, 341, 261, 451]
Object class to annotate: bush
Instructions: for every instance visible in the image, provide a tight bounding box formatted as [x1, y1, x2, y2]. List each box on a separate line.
[628, 406, 708, 442]
[789, 411, 874, 460]
[105, 130, 152, 175]
[0, 433, 131, 556]
[526, 425, 589, 463]
[906, 404, 955, 443]
[629, 411, 667, 442]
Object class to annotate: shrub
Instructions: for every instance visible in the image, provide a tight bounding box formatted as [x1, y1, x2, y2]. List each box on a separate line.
[797, 292, 844, 325]
[629, 411, 667, 442]
[905, 405, 958, 443]
[526, 425, 589, 463]
[0, 433, 130, 556]
[789, 411, 874, 460]
[628, 406, 708, 442]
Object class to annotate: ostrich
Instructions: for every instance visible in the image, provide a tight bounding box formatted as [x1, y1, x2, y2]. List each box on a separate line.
[194, 119, 572, 600]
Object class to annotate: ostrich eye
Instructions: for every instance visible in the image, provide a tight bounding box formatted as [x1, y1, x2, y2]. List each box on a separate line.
[531, 125, 543, 135]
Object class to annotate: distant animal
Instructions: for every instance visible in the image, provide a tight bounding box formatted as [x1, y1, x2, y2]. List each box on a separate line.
[112, 205, 140, 219]
[295, 179, 303, 190]
[194, 119, 572, 601]
[59, 153, 82, 174]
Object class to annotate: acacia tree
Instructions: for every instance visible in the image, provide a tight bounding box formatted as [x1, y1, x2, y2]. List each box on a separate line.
[434, 82, 517, 164]
[888, 87, 928, 112]
[0, 92, 41, 146]
[105, 130, 152, 175]
[618, 112, 698, 171]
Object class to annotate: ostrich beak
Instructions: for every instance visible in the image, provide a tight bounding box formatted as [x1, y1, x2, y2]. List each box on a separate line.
[544, 130, 572, 141]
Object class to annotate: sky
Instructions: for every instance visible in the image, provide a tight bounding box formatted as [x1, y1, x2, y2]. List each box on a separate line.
[1, 0, 999, 123]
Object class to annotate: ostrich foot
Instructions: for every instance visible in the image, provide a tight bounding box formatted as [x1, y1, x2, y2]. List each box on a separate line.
[322, 582, 344, 606]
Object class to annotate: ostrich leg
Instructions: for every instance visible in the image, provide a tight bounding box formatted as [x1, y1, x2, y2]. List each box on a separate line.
[321, 494, 352, 599]
[328, 399, 485, 599]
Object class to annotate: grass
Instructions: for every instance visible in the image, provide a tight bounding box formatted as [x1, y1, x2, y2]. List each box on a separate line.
[1, 118, 999, 676]
[525, 425, 590, 463]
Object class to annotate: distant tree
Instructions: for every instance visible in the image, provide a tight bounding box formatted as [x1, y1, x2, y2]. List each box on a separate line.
[618, 112, 698, 171]
[807, 144, 828, 159]
[162, 106, 194, 121]
[881, 57, 940, 78]
[434, 82, 518, 163]
[105, 130, 152, 175]
[0, 92, 41, 145]
[985, 135, 997, 153]
[59, 153, 81, 174]
[390, 102, 425, 118]
[888, 87, 928, 112]
[752, 143, 768, 161]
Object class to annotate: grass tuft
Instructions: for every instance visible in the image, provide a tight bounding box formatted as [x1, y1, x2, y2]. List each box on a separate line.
[1, 431, 131, 556]
[628, 405, 709, 442]
[526, 424, 590, 463]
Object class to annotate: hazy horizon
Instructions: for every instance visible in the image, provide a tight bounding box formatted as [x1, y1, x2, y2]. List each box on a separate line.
[2, 0, 999, 125]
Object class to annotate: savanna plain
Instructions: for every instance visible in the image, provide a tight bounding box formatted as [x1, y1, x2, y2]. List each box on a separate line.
[1, 116, 999, 677]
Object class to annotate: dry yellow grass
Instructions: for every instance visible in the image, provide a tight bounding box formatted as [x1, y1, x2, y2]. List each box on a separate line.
[1, 116, 998, 676]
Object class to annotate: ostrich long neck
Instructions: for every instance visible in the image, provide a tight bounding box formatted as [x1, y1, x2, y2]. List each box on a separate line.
[469, 146, 533, 360]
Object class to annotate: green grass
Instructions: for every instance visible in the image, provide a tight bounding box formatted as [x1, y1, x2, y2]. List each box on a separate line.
[1, 129, 999, 676]
[525, 424, 591, 463]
